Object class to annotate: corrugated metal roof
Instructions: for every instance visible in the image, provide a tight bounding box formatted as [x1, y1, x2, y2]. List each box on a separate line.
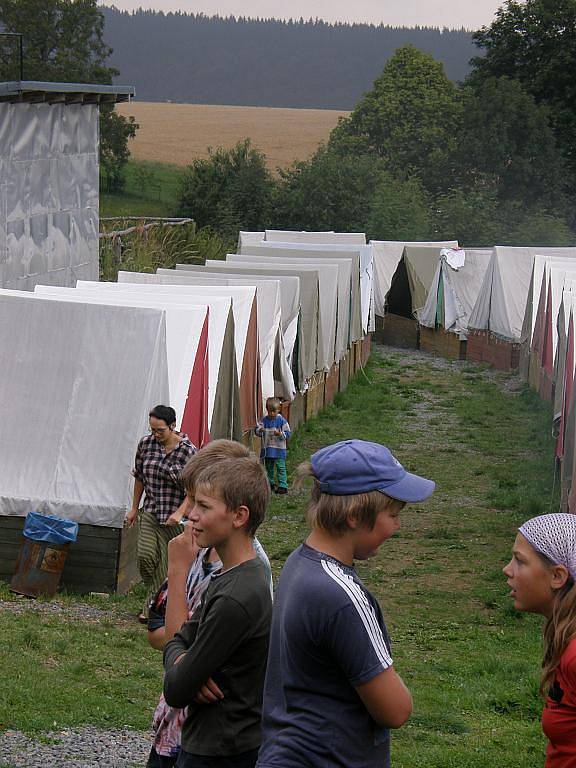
[0, 81, 134, 104]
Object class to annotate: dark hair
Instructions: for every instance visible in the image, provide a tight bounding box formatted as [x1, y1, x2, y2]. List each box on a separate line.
[194, 456, 270, 536]
[180, 439, 250, 494]
[149, 405, 176, 426]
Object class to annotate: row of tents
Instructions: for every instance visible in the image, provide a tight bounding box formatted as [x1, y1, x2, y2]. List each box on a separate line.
[0, 228, 374, 593]
[4, 227, 576, 592]
[372, 241, 576, 371]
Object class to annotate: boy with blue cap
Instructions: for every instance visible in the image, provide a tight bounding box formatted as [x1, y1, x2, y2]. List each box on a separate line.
[256, 439, 435, 768]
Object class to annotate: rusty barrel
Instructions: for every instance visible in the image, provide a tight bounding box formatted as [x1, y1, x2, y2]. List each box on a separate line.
[10, 538, 70, 597]
[10, 510, 79, 598]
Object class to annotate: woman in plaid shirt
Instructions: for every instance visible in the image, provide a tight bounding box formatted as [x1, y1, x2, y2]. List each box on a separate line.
[126, 405, 196, 621]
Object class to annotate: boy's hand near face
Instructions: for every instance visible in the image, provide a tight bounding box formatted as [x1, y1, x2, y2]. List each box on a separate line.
[168, 525, 199, 575]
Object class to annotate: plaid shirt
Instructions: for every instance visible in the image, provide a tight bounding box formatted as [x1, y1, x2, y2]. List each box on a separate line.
[133, 432, 196, 524]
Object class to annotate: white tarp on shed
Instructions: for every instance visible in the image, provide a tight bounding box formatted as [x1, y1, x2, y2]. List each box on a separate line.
[0, 103, 99, 291]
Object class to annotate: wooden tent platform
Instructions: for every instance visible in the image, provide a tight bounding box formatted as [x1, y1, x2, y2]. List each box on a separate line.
[0, 516, 139, 594]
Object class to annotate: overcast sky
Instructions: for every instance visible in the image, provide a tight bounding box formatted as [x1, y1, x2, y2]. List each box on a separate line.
[102, 1, 503, 30]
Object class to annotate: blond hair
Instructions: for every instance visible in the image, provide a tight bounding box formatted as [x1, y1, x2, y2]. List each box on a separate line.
[266, 396, 282, 412]
[195, 456, 270, 536]
[295, 460, 397, 534]
[180, 439, 250, 495]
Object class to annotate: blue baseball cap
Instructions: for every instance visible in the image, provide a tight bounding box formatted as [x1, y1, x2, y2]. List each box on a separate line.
[310, 439, 435, 503]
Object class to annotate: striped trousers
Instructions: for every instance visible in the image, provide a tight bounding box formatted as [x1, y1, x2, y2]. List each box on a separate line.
[138, 509, 184, 614]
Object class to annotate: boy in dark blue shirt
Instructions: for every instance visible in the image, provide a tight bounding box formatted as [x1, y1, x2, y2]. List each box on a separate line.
[255, 397, 290, 494]
[256, 439, 435, 768]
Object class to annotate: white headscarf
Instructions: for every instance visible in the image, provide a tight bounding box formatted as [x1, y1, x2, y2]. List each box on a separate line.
[519, 513, 576, 581]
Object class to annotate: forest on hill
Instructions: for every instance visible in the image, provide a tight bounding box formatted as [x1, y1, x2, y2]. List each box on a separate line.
[102, 7, 476, 109]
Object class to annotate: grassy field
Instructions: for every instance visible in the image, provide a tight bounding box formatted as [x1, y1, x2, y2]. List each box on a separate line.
[115, 102, 348, 172]
[0, 347, 557, 766]
[100, 160, 183, 219]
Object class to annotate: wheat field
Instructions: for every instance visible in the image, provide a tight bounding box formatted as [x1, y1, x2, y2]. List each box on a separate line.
[116, 102, 349, 171]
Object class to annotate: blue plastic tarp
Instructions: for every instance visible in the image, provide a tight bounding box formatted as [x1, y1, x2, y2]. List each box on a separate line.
[23, 510, 79, 545]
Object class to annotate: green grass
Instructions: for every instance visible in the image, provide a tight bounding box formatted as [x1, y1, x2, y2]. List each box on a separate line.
[100, 160, 183, 219]
[0, 349, 557, 765]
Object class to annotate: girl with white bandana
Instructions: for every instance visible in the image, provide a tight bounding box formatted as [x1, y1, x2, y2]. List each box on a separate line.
[504, 513, 576, 768]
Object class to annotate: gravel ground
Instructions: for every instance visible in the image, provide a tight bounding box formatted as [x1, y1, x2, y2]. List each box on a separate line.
[0, 726, 151, 768]
[0, 597, 136, 624]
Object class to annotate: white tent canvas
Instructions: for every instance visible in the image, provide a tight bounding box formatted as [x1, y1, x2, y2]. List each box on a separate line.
[0, 290, 169, 527]
[205, 259, 319, 384]
[370, 240, 459, 318]
[233, 251, 353, 357]
[469, 247, 576, 342]
[241, 241, 373, 336]
[76, 281, 240, 440]
[174, 264, 300, 376]
[264, 230, 366, 245]
[157, 269, 295, 402]
[419, 249, 492, 338]
[34, 286, 210, 443]
[227, 254, 338, 371]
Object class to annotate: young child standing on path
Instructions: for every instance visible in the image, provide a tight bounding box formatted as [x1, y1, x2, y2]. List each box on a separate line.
[255, 397, 290, 494]
[503, 513, 576, 767]
[256, 439, 435, 768]
[163, 455, 272, 768]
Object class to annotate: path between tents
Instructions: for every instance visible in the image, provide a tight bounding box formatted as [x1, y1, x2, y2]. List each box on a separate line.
[0, 344, 556, 768]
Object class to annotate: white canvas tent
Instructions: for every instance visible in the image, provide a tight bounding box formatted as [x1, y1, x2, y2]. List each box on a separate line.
[370, 240, 459, 318]
[469, 247, 576, 342]
[264, 230, 366, 245]
[227, 254, 337, 371]
[115, 275, 261, 432]
[232, 251, 353, 358]
[77, 281, 241, 440]
[174, 264, 300, 379]
[419, 249, 492, 337]
[34, 286, 210, 446]
[204, 260, 319, 385]
[240, 241, 373, 336]
[0, 290, 169, 527]
[157, 268, 296, 402]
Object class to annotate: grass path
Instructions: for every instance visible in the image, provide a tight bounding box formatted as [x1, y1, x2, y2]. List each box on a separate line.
[0, 345, 557, 767]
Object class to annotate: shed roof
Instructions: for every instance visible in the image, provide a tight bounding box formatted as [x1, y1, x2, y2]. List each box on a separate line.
[0, 80, 134, 104]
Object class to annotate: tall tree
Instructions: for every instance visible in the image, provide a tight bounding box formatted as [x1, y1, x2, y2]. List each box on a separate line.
[471, 0, 576, 184]
[452, 77, 567, 207]
[0, 0, 137, 191]
[331, 45, 460, 191]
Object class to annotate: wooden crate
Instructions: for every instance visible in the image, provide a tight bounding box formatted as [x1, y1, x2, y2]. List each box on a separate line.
[361, 335, 372, 365]
[377, 313, 419, 349]
[420, 327, 466, 360]
[528, 349, 541, 390]
[539, 370, 555, 403]
[339, 350, 350, 392]
[287, 392, 305, 431]
[305, 371, 325, 420]
[324, 362, 340, 406]
[0, 516, 139, 594]
[466, 330, 520, 371]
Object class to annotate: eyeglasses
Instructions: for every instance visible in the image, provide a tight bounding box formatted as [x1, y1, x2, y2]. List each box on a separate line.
[149, 427, 170, 435]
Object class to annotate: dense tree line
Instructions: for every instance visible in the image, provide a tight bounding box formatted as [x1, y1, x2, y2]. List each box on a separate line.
[178, 1, 576, 247]
[102, 7, 475, 109]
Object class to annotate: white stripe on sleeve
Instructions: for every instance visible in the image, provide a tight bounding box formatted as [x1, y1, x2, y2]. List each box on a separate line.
[321, 559, 393, 668]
